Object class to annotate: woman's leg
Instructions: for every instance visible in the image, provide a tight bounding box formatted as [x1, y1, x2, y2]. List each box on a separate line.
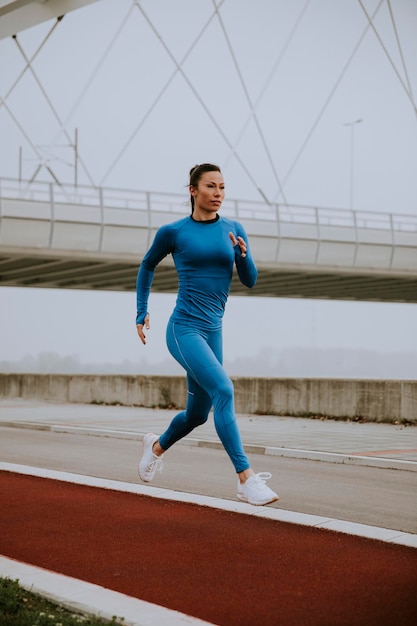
[158, 373, 212, 450]
[162, 320, 250, 473]
[142, 320, 278, 505]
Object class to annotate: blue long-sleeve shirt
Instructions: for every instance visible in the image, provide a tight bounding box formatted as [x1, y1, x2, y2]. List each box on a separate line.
[136, 215, 257, 331]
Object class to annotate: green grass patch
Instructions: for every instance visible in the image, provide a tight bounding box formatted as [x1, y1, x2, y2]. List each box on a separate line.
[0, 577, 124, 625]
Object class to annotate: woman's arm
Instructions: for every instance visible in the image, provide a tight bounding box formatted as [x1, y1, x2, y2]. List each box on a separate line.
[136, 224, 174, 343]
[230, 224, 258, 288]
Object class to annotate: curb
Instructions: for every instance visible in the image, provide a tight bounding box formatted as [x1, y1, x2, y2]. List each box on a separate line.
[1, 420, 417, 473]
[0, 556, 213, 626]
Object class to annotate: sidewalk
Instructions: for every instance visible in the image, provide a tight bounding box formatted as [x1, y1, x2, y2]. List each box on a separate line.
[1, 398, 416, 470]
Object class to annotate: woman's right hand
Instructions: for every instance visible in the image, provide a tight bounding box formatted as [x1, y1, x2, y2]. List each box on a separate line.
[136, 314, 150, 345]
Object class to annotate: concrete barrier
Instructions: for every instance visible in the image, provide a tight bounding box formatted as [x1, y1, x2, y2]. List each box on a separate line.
[0, 373, 416, 423]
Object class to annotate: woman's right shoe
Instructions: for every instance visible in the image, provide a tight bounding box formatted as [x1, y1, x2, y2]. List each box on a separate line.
[237, 472, 279, 506]
[139, 433, 164, 482]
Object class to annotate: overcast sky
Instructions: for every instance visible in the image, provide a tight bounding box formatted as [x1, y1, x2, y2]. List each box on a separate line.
[0, 0, 416, 377]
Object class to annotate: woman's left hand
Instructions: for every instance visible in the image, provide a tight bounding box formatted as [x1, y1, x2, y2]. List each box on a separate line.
[229, 232, 247, 258]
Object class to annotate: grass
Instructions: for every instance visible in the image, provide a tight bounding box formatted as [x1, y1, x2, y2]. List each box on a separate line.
[0, 578, 124, 626]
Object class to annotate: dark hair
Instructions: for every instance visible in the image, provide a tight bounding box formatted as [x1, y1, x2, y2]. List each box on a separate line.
[189, 163, 221, 213]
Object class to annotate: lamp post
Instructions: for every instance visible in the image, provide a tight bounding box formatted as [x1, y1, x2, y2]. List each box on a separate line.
[343, 118, 362, 210]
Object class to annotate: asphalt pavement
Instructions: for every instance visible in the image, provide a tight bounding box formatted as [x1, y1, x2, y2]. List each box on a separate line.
[0, 397, 416, 470]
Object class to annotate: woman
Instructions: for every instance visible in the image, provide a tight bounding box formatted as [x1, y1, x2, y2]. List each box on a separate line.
[136, 163, 278, 506]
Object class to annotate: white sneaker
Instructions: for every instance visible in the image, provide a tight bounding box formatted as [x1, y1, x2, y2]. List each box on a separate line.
[237, 472, 279, 506]
[139, 433, 163, 482]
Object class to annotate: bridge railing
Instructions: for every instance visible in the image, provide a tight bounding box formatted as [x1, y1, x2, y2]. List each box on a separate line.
[1, 177, 416, 270]
[2, 176, 417, 227]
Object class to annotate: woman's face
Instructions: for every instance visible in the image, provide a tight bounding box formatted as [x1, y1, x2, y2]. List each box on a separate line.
[191, 171, 225, 214]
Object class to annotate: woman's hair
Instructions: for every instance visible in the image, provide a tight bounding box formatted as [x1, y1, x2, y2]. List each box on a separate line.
[189, 163, 221, 213]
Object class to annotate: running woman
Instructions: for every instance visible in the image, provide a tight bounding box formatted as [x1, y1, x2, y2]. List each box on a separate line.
[136, 163, 278, 506]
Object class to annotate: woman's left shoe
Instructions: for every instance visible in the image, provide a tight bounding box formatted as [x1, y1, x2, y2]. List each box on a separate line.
[139, 433, 164, 482]
[237, 472, 279, 506]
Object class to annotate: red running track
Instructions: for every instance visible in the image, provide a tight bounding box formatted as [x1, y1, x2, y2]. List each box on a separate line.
[1, 471, 416, 626]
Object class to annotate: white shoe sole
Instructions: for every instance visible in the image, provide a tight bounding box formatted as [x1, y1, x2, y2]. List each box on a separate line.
[237, 493, 279, 506]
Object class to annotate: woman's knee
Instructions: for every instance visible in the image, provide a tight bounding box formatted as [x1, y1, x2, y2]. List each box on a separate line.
[216, 377, 234, 399]
[186, 411, 209, 427]
[185, 392, 211, 427]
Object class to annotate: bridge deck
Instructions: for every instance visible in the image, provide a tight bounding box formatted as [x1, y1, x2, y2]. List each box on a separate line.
[1, 178, 416, 302]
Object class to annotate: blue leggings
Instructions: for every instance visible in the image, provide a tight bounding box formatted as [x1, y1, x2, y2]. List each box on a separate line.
[158, 319, 250, 473]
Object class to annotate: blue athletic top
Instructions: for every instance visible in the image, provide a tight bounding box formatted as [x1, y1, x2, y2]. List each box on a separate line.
[136, 215, 258, 331]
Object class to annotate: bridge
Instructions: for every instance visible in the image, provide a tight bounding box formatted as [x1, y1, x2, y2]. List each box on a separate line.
[0, 0, 101, 39]
[1, 2, 416, 304]
[1, 177, 416, 302]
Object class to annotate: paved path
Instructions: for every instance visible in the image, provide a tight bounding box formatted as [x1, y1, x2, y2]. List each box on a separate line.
[1, 398, 416, 470]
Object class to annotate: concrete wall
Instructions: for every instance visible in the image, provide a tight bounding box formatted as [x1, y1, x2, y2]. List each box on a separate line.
[0, 373, 416, 423]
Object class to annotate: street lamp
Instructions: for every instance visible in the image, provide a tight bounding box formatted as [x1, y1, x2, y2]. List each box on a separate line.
[343, 118, 363, 210]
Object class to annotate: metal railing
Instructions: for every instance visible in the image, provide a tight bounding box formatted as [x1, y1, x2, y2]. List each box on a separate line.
[1, 176, 417, 235]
